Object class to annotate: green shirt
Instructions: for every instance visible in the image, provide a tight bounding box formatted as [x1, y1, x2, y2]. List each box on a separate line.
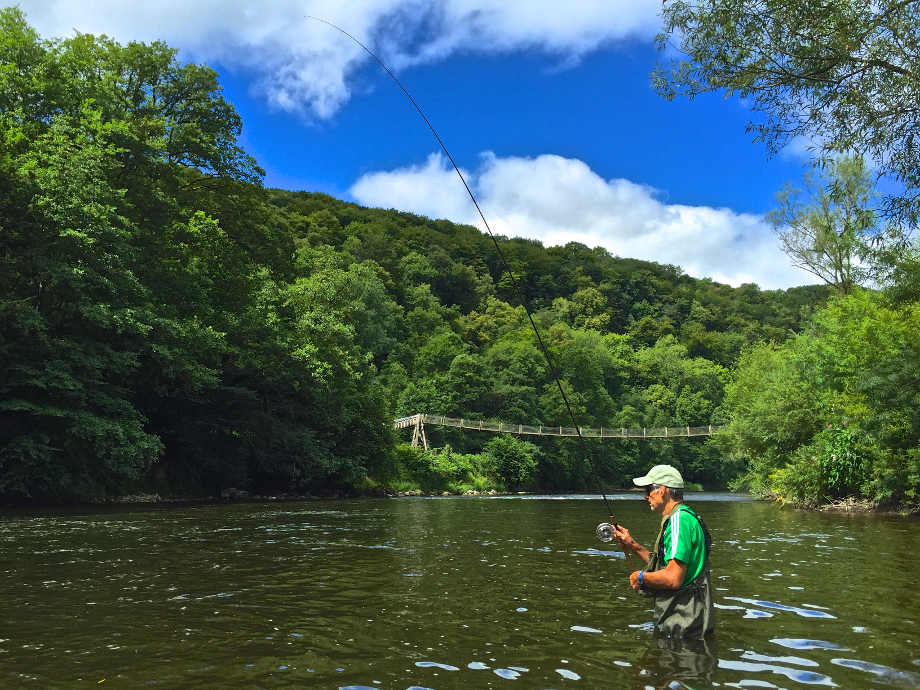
[661, 505, 707, 588]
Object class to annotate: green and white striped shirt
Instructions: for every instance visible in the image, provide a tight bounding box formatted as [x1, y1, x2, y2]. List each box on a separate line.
[660, 505, 707, 588]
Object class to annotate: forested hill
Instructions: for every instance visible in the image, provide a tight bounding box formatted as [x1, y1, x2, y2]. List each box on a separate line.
[271, 189, 829, 361]
[0, 9, 842, 504]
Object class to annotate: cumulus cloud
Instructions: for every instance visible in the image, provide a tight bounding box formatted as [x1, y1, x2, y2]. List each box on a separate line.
[350, 152, 817, 289]
[19, 0, 660, 118]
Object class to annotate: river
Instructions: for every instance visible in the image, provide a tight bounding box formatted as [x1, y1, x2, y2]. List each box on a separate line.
[2, 494, 918, 688]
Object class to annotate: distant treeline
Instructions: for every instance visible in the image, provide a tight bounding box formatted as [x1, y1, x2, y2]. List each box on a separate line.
[2, 9, 917, 511]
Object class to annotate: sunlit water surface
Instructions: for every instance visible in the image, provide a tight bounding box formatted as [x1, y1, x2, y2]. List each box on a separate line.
[2, 494, 918, 688]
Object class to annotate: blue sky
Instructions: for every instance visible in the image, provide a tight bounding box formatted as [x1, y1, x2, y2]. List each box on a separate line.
[21, 1, 819, 289]
[227, 45, 799, 210]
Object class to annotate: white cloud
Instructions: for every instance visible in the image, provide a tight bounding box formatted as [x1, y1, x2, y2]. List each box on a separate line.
[18, 0, 660, 118]
[350, 152, 818, 289]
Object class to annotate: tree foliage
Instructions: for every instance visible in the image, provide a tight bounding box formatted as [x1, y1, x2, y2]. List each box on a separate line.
[654, 0, 920, 227]
[0, 9, 387, 500]
[722, 291, 920, 510]
[768, 156, 878, 295]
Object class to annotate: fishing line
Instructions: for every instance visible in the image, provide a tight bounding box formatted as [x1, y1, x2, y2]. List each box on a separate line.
[307, 16, 618, 521]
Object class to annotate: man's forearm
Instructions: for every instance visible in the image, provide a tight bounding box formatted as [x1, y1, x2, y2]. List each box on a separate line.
[640, 567, 679, 590]
[641, 559, 687, 591]
[625, 541, 650, 564]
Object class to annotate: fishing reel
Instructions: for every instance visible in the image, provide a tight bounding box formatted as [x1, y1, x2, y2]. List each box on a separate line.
[596, 521, 616, 542]
[596, 518, 632, 563]
[595, 522, 614, 542]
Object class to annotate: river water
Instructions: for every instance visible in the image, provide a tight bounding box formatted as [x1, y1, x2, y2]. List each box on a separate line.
[2, 494, 918, 688]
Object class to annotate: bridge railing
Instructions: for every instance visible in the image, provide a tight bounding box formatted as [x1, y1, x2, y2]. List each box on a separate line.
[394, 413, 720, 439]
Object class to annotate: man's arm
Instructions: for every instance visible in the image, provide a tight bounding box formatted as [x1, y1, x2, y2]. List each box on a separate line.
[629, 558, 687, 592]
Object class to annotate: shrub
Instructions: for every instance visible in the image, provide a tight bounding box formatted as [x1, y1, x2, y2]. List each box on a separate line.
[484, 435, 540, 488]
[769, 423, 871, 507]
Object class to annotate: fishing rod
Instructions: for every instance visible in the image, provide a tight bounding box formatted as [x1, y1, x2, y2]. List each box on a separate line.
[308, 16, 624, 542]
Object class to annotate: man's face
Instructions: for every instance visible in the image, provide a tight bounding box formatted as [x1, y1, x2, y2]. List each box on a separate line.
[644, 484, 668, 513]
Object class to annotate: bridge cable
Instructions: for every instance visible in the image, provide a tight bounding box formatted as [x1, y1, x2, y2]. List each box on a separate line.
[308, 16, 616, 517]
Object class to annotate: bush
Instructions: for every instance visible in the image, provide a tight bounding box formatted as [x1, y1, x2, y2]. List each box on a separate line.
[769, 423, 870, 507]
[484, 435, 540, 488]
[862, 447, 920, 512]
[382, 443, 499, 493]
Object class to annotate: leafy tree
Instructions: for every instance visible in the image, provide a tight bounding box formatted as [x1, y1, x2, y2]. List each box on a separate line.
[303, 209, 344, 246]
[459, 297, 527, 349]
[413, 331, 468, 378]
[719, 339, 823, 496]
[768, 156, 878, 295]
[654, 0, 920, 226]
[552, 286, 612, 331]
[0, 94, 162, 499]
[402, 284, 457, 349]
[481, 336, 546, 422]
[276, 271, 394, 486]
[445, 353, 493, 416]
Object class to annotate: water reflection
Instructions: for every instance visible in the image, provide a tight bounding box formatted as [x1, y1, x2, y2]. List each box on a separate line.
[724, 597, 837, 619]
[718, 657, 836, 685]
[635, 636, 718, 687]
[831, 658, 920, 685]
[414, 661, 459, 671]
[771, 638, 848, 651]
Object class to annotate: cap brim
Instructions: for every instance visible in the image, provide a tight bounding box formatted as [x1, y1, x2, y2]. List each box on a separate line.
[632, 475, 654, 487]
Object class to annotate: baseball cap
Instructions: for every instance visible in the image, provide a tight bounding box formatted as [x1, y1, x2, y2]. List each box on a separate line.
[632, 464, 684, 489]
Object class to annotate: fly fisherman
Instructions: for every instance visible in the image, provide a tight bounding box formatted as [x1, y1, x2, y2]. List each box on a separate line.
[612, 464, 714, 638]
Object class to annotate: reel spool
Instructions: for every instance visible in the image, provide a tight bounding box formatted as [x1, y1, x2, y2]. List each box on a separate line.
[595, 522, 614, 543]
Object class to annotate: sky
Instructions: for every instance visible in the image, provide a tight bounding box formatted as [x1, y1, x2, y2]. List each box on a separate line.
[19, 0, 822, 289]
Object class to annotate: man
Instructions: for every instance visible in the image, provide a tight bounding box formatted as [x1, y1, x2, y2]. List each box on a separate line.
[612, 464, 713, 638]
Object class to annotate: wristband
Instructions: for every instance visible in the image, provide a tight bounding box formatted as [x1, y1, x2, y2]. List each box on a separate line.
[637, 571, 645, 589]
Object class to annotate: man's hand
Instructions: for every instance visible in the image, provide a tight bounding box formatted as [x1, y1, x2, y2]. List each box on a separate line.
[628, 570, 642, 591]
[612, 524, 635, 552]
[613, 523, 651, 565]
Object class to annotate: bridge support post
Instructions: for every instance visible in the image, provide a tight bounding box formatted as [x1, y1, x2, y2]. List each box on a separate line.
[411, 414, 428, 450]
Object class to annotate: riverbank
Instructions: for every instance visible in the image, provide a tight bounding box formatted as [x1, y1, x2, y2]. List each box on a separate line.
[757, 492, 917, 516]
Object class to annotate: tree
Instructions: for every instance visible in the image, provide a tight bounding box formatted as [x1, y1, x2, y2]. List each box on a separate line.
[481, 336, 545, 422]
[768, 156, 877, 295]
[719, 340, 824, 497]
[552, 286, 612, 331]
[0, 113, 164, 499]
[654, 0, 920, 227]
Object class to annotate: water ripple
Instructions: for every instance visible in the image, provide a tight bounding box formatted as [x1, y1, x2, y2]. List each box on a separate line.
[415, 661, 459, 671]
[771, 639, 848, 651]
[718, 659, 836, 686]
[831, 658, 919, 685]
[725, 597, 836, 619]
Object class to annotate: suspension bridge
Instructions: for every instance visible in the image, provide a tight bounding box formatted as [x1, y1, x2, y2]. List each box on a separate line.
[394, 413, 721, 450]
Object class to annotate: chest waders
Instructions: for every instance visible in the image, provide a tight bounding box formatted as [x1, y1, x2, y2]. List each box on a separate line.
[642, 506, 714, 639]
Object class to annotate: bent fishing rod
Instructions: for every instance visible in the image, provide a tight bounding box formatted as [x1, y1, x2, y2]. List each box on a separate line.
[308, 16, 624, 541]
